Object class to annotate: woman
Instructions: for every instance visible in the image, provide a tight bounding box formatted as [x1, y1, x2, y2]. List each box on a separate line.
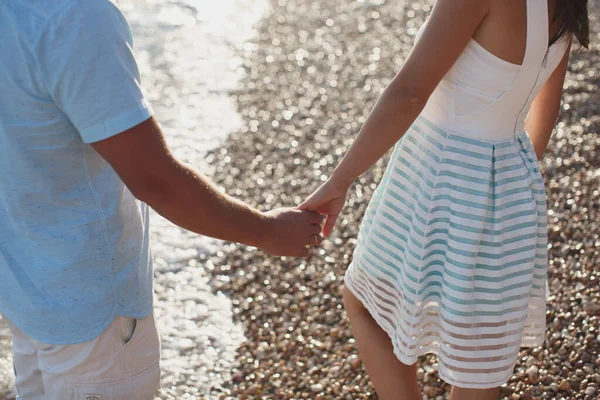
[300, 0, 590, 399]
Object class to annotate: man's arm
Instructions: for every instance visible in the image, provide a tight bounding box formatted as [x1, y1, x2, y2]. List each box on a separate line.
[92, 117, 323, 257]
[35, 1, 321, 256]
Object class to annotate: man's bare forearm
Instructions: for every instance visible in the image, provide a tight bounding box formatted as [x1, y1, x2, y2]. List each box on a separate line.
[137, 160, 269, 248]
[91, 118, 322, 257]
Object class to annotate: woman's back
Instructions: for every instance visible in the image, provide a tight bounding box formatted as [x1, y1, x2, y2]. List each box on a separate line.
[473, 0, 564, 66]
[417, 0, 570, 141]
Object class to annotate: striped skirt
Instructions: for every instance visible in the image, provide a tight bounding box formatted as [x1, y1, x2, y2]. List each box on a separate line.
[344, 116, 548, 389]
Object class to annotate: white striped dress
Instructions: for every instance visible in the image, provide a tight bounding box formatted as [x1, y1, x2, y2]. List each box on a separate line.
[344, 0, 570, 389]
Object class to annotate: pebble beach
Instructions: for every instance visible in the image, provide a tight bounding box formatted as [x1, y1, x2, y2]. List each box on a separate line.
[204, 0, 600, 399]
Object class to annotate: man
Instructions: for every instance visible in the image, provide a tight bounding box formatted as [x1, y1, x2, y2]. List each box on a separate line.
[0, 0, 323, 398]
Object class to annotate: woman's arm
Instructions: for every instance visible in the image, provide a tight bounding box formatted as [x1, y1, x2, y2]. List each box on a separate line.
[300, 0, 489, 235]
[525, 42, 571, 160]
[328, 0, 490, 187]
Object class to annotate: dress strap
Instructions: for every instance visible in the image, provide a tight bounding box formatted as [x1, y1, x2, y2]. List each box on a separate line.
[520, 0, 550, 72]
[485, 0, 549, 113]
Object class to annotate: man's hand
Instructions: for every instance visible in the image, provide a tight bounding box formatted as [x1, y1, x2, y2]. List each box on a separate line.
[258, 208, 324, 257]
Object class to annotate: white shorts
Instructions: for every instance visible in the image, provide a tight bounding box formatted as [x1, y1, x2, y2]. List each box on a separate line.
[2, 313, 161, 400]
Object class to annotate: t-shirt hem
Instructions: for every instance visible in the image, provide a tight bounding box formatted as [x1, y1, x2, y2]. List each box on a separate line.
[0, 304, 153, 345]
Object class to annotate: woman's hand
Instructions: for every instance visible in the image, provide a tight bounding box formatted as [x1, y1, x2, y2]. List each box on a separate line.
[299, 179, 350, 237]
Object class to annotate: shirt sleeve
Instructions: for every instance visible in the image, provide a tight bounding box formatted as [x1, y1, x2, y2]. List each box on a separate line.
[36, 0, 153, 143]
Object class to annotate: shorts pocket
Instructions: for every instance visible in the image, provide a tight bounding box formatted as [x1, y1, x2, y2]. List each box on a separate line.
[122, 314, 161, 373]
[118, 316, 137, 346]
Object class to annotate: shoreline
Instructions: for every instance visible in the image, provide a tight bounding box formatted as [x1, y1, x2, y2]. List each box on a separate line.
[123, 0, 268, 398]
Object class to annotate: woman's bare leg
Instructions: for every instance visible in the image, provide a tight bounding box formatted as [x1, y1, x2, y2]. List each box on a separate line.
[342, 285, 421, 400]
[450, 386, 501, 400]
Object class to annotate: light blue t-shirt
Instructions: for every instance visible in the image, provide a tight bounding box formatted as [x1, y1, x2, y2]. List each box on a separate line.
[0, 0, 154, 344]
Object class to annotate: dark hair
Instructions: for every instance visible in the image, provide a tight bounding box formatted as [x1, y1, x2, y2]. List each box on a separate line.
[554, 0, 590, 48]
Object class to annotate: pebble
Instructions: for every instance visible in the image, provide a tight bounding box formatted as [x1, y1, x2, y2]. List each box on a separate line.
[311, 383, 324, 393]
[232, 372, 244, 383]
[348, 355, 362, 370]
[423, 385, 437, 397]
[527, 365, 539, 383]
[525, 357, 536, 367]
[585, 386, 597, 396]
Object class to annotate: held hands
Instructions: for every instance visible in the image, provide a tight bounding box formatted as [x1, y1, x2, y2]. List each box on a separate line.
[255, 178, 349, 257]
[258, 207, 325, 257]
[299, 178, 350, 237]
